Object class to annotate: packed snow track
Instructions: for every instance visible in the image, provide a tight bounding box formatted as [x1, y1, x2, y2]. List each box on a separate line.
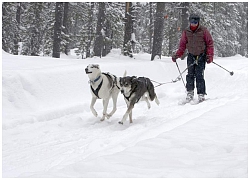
[2, 50, 247, 177]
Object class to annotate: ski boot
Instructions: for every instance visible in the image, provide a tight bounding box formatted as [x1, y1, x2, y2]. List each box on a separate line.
[186, 90, 194, 103]
[198, 94, 205, 103]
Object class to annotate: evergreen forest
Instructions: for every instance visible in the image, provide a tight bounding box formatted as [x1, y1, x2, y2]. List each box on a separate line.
[2, 2, 248, 59]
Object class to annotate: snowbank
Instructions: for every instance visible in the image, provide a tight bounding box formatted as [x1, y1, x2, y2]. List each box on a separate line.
[2, 50, 248, 177]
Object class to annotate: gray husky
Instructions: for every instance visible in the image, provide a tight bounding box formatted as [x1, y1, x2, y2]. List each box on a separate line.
[119, 76, 160, 124]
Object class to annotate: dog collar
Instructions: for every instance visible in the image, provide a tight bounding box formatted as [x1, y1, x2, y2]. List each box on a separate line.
[89, 75, 101, 84]
[94, 75, 101, 82]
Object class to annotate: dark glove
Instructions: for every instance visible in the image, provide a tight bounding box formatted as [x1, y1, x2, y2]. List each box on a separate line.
[172, 54, 179, 62]
[206, 55, 213, 64]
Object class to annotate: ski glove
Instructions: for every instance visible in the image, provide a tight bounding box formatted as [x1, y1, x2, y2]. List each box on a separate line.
[206, 55, 213, 64]
[172, 54, 179, 62]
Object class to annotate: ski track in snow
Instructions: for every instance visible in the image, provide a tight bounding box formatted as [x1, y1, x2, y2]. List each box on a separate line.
[2, 50, 248, 178]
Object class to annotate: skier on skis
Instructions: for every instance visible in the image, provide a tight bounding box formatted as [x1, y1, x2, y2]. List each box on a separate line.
[172, 14, 214, 103]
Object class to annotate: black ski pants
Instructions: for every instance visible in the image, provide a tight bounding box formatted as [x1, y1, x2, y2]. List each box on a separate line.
[186, 53, 206, 95]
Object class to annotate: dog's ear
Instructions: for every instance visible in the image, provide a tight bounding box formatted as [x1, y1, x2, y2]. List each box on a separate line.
[123, 70, 127, 77]
[131, 76, 138, 90]
[131, 76, 137, 83]
[92, 64, 100, 69]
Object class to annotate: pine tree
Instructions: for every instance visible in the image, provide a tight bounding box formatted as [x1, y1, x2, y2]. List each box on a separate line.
[93, 2, 105, 57]
[41, 3, 55, 56]
[19, 2, 55, 56]
[93, 2, 115, 57]
[123, 2, 134, 57]
[52, 2, 63, 58]
[70, 3, 96, 58]
[2, 3, 20, 54]
[149, 2, 154, 54]
[62, 2, 70, 55]
[151, 2, 165, 60]
[86, 2, 95, 58]
[105, 2, 124, 50]
[181, 2, 189, 31]
[238, 2, 248, 57]
[102, 17, 112, 56]
[13, 3, 21, 55]
[2, 2, 248, 58]
[76, 27, 88, 59]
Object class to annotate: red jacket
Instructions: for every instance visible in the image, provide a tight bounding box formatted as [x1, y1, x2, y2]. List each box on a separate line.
[176, 25, 214, 57]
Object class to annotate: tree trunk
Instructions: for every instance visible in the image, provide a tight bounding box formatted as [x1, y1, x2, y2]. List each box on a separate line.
[52, 2, 63, 58]
[151, 2, 165, 61]
[31, 3, 43, 56]
[181, 2, 189, 31]
[168, 26, 175, 56]
[63, 2, 70, 55]
[93, 2, 105, 58]
[239, 2, 248, 57]
[180, 2, 189, 59]
[149, 2, 153, 54]
[86, 2, 94, 58]
[102, 19, 112, 57]
[13, 2, 21, 55]
[123, 2, 133, 57]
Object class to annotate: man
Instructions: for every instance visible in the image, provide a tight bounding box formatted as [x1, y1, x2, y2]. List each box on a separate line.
[172, 14, 214, 103]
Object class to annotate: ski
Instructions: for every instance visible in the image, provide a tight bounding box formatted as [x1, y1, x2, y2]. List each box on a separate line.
[178, 98, 208, 105]
[178, 99, 191, 105]
[190, 98, 210, 105]
[190, 99, 201, 105]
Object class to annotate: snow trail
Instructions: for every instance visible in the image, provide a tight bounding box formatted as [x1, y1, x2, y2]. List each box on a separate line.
[2, 50, 247, 177]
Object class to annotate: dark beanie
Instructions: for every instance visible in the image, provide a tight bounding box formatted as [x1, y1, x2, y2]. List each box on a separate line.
[189, 14, 200, 23]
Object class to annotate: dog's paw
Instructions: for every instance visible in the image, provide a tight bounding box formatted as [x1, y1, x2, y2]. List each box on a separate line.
[118, 121, 123, 125]
[146, 102, 151, 109]
[100, 115, 105, 121]
[106, 114, 112, 119]
[91, 110, 98, 117]
[155, 97, 160, 105]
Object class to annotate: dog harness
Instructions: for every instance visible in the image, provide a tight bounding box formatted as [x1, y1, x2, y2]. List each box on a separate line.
[123, 92, 133, 102]
[103, 73, 120, 90]
[90, 79, 103, 99]
[90, 73, 118, 99]
[122, 78, 142, 103]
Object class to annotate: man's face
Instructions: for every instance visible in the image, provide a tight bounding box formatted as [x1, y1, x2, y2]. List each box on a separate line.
[190, 20, 198, 27]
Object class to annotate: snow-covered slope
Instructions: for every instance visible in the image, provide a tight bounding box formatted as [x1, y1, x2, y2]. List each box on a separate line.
[2, 50, 248, 177]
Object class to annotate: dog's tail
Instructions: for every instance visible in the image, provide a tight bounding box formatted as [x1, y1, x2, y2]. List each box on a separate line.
[146, 78, 155, 101]
[146, 78, 159, 103]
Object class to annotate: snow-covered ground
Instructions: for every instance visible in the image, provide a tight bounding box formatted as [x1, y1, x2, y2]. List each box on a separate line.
[2, 49, 248, 178]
